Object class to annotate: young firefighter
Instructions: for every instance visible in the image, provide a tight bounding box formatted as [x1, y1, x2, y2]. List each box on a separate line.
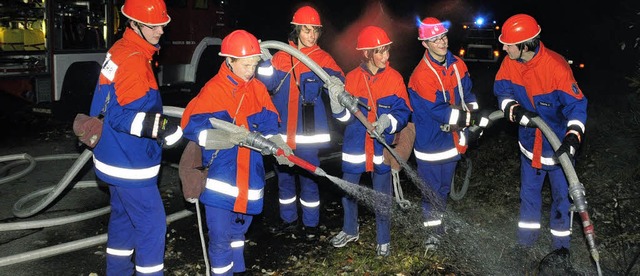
[328, 26, 411, 257]
[256, 5, 345, 238]
[494, 14, 587, 264]
[180, 30, 292, 275]
[407, 17, 486, 249]
[89, 0, 182, 274]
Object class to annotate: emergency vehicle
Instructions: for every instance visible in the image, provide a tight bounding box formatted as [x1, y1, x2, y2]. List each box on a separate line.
[0, 0, 232, 121]
[457, 17, 501, 63]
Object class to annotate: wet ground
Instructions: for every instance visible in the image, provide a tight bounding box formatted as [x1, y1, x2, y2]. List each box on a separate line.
[0, 62, 639, 275]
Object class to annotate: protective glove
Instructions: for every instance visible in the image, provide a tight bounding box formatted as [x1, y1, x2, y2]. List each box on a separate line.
[554, 132, 581, 161]
[371, 114, 391, 137]
[158, 121, 182, 148]
[470, 109, 492, 128]
[504, 101, 538, 127]
[325, 76, 345, 114]
[72, 114, 103, 148]
[268, 135, 294, 167]
[260, 47, 272, 61]
[467, 126, 484, 142]
[141, 113, 182, 148]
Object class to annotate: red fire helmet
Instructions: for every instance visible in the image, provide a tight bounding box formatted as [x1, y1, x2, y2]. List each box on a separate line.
[219, 30, 262, 59]
[356, 25, 393, 50]
[418, 17, 448, 41]
[291, 6, 322, 27]
[121, 0, 171, 26]
[498, 14, 541, 45]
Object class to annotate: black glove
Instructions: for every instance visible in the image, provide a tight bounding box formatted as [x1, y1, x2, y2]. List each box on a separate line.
[504, 101, 538, 127]
[554, 129, 582, 160]
[470, 109, 492, 128]
[141, 113, 183, 148]
[467, 126, 484, 142]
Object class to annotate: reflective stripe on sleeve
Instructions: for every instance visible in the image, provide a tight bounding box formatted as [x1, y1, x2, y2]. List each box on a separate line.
[131, 112, 146, 137]
[280, 133, 331, 144]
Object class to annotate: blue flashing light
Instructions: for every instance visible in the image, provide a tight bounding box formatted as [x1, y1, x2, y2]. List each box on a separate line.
[474, 17, 485, 26]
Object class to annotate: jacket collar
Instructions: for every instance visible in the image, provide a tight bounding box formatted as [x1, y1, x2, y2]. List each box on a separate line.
[359, 61, 388, 76]
[519, 42, 545, 66]
[218, 60, 250, 88]
[425, 49, 456, 69]
[123, 28, 159, 59]
[289, 40, 321, 55]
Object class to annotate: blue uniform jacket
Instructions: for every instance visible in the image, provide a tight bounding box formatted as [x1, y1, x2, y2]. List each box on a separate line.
[337, 63, 411, 174]
[494, 42, 587, 168]
[90, 28, 163, 188]
[407, 50, 477, 164]
[181, 61, 279, 215]
[256, 41, 344, 150]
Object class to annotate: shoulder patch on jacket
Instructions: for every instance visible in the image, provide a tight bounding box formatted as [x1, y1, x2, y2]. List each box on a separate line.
[572, 83, 581, 95]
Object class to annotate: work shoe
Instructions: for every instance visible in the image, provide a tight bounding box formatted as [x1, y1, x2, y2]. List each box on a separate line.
[376, 243, 391, 257]
[424, 235, 440, 252]
[538, 247, 579, 275]
[302, 226, 320, 241]
[330, 231, 359, 248]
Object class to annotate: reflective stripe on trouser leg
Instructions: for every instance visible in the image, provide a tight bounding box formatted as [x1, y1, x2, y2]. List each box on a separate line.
[106, 185, 135, 276]
[341, 173, 361, 235]
[549, 167, 571, 249]
[231, 214, 252, 273]
[373, 171, 392, 244]
[518, 155, 545, 247]
[417, 160, 456, 234]
[205, 206, 253, 275]
[297, 148, 320, 227]
[107, 185, 166, 276]
[275, 164, 298, 223]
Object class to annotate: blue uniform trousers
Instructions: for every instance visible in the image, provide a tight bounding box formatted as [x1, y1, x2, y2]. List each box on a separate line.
[275, 147, 320, 227]
[106, 185, 166, 276]
[341, 172, 392, 244]
[416, 160, 457, 234]
[518, 154, 571, 249]
[205, 206, 253, 275]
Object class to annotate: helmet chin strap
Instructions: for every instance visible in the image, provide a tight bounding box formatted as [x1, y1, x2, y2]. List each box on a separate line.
[134, 22, 151, 44]
[517, 44, 525, 60]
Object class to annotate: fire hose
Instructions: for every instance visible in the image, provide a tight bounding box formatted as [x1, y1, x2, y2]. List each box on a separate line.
[207, 117, 326, 177]
[259, 41, 404, 164]
[259, 40, 416, 208]
[469, 110, 601, 275]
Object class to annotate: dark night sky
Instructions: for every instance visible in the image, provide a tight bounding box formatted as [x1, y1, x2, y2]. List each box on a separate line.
[231, 0, 636, 79]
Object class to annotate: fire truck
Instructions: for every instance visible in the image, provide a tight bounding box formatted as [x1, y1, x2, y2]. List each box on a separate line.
[0, 0, 233, 121]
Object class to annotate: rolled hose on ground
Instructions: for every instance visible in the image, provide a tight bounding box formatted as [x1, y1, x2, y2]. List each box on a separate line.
[0, 107, 191, 267]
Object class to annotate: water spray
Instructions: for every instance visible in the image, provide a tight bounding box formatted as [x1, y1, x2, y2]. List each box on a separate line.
[260, 40, 443, 209]
[471, 110, 602, 275]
